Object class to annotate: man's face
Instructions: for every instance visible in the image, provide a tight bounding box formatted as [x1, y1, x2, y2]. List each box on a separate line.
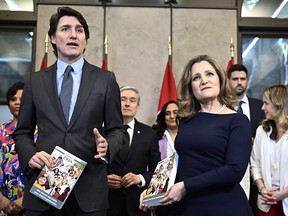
[51, 16, 87, 63]
[120, 90, 139, 119]
[229, 71, 248, 97]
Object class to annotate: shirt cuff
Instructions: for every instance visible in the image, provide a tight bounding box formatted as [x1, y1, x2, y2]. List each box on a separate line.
[137, 174, 145, 187]
[101, 156, 109, 164]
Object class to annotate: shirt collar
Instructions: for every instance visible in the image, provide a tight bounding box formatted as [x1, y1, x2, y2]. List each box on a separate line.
[127, 118, 135, 130]
[57, 57, 84, 75]
[239, 94, 249, 104]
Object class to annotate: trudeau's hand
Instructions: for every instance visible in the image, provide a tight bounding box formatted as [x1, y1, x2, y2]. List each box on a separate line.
[93, 128, 108, 159]
[28, 151, 53, 169]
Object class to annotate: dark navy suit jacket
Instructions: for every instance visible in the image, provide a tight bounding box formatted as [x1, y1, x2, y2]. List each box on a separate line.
[107, 119, 160, 216]
[248, 97, 264, 138]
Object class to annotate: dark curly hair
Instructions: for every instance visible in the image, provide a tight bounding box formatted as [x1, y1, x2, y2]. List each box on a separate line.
[6, 81, 24, 103]
[152, 100, 178, 140]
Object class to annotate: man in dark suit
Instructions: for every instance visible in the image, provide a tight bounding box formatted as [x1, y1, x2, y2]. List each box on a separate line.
[228, 64, 264, 216]
[107, 86, 160, 216]
[13, 7, 127, 216]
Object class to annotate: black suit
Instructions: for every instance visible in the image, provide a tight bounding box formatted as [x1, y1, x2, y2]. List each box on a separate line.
[107, 119, 160, 216]
[13, 61, 127, 213]
[248, 97, 264, 137]
[247, 96, 264, 216]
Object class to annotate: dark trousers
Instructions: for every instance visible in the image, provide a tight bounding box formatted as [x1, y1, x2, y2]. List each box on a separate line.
[26, 192, 106, 216]
[249, 178, 259, 216]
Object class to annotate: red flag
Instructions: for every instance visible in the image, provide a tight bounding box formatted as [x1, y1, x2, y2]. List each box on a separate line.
[102, 35, 108, 70]
[226, 58, 233, 74]
[157, 57, 177, 112]
[40, 53, 47, 70]
[102, 54, 108, 70]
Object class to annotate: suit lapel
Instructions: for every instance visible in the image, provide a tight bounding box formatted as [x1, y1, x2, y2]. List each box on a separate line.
[42, 63, 67, 126]
[127, 120, 141, 160]
[68, 61, 96, 129]
[119, 120, 141, 162]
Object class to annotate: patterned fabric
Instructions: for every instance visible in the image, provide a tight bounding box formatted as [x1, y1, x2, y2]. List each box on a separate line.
[0, 120, 37, 215]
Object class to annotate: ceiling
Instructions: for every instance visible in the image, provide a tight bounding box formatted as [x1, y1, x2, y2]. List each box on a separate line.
[0, 0, 288, 62]
[0, 0, 288, 18]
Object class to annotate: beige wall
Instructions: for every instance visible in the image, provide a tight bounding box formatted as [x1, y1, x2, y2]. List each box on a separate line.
[36, 5, 237, 126]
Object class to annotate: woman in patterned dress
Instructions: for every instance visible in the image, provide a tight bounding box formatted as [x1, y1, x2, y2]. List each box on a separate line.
[0, 82, 37, 216]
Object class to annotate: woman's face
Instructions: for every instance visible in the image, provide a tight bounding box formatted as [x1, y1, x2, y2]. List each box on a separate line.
[190, 61, 220, 104]
[8, 89, 23, 118]
[262, 96, 277, 120]
[165, 103, 178, 130]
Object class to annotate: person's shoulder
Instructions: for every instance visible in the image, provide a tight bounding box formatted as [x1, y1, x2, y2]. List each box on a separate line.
[218, 108, 250, 123]
[248, 97, 262, 105]
[33, 63, 57, 76]
[222, 107, 236, 114]
[135, 119, 155, 133]
[84, 60, 112, 74]
[1, 119, 13, 127]
[255, 125, 265, 134]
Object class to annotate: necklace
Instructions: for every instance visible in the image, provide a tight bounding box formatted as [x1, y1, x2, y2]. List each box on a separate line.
[272, 139, 282, 170]
[199, 105, 226, 114]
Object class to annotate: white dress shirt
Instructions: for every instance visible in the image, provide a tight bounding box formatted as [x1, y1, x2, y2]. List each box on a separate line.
[126, 119, 145, 187]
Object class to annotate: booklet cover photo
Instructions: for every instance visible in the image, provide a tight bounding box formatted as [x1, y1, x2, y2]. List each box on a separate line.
[143, 152, 178, 206]
[30, 146, 87, 209]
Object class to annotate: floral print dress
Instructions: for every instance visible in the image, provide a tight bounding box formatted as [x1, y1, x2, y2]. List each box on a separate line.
[0, 120, 37, 215]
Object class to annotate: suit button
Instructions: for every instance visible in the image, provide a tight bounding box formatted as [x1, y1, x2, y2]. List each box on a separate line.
[66, 133, 71, 136]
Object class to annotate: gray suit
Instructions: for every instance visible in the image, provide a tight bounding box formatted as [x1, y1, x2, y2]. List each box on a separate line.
[14, 60, 127, 212]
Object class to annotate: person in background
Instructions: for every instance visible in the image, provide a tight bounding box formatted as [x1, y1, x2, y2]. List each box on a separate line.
[250, 85, 288, 216]
[151, 100, 179, 216]
[140, 54, 253, 215]
[107, 86, 160, 216]
[52, 187, 61, 199]
[228, 64, 264, 215]
[0, 82, 34, 216]
[13, 7, 126, 216]
[152, 100, 179, 160]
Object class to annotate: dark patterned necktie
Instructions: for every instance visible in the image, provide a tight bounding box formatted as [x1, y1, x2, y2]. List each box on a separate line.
[124, 125, 130, 131]
[124, 125, 130, 146]
[120, 125, 130, 160]
[60, 65, 73, 124]
[237, 101, 244, 114]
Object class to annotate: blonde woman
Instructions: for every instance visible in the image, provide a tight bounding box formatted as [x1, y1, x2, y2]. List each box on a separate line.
[250, 85, 288, 216]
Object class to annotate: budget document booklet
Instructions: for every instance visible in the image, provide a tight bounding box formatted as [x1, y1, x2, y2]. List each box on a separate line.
[143, 152, 178, 206]
[30, 146, 87, 209]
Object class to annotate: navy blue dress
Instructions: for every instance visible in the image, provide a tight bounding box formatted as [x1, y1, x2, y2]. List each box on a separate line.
[170, 113, 253, 216]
